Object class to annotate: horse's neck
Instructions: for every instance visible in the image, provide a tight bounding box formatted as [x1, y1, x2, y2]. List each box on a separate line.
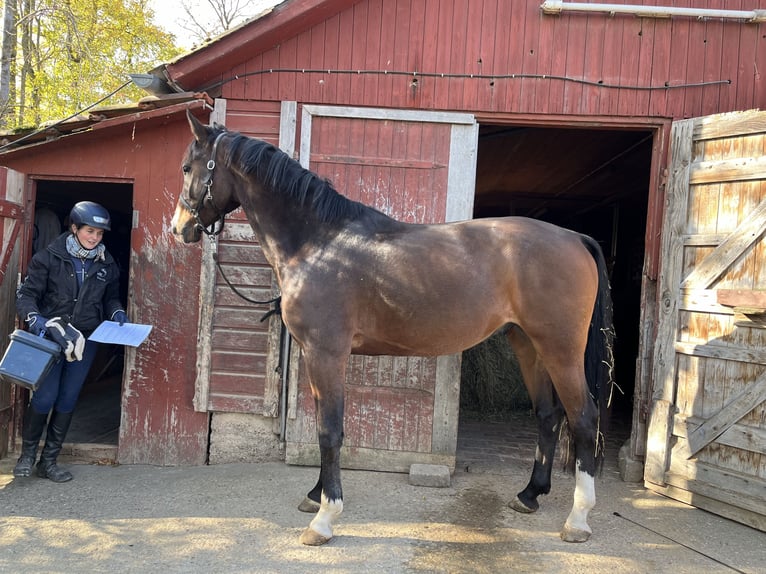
[239, 186, 316, 276]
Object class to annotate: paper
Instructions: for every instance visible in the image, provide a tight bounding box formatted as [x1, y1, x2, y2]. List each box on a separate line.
[88, 321, 153, 347]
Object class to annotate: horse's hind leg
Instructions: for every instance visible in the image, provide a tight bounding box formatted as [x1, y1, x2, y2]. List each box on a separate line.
[505, 326, 563, 514]
[543, 352, 600, 542]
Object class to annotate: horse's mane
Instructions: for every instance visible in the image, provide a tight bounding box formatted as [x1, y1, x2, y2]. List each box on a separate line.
[219, 129, 388, 225]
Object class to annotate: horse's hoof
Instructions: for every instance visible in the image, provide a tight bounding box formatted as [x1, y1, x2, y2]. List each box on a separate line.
[298, 497, 321, 513]
[299, 527, 332, 546]
[561, 525, 591, 543]
[508, 496, 538, 514]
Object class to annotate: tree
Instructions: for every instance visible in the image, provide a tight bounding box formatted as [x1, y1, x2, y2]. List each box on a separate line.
[0, 0, 184, 130]
[0, 0, 17, 129]
[177, 0, 278, 48]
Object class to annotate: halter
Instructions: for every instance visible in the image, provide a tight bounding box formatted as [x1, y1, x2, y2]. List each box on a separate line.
[182, 129, 282, 313]
[180, 131, 228, 236]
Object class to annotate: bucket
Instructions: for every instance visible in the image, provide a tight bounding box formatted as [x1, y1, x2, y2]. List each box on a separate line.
[0, 329, 60, 391]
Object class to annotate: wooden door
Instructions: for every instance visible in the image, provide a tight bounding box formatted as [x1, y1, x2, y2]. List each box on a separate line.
[646, 110, 766, 532]
[0, 168, 25, 460]
[284, 105, 478, 472]
[193, 99, 284, 416]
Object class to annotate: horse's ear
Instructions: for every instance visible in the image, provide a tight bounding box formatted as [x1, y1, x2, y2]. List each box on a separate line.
[187, 109, 209, 143]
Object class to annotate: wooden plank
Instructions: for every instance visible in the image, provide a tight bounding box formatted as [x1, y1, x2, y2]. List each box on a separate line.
[668, 442, 766, 513]
[693, 109, 766, 141]
[680, 198, 766, 289]
[687, 374, 766, 455]
[663, 470, 766, 519]
[674, 340, 766, 365]
[674, 415, 766, 456]
[718, 289, 766, 309]
[644, 399, 674, 486]
[689, 156, 766, 185]
[646, 119, 694, 485]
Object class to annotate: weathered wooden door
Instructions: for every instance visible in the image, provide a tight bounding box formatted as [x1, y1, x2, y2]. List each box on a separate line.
[283, 105, 478, 472]
[0, 168, 25, 460]
[193, 99, 284, 416]
[646, 110, 766, 532]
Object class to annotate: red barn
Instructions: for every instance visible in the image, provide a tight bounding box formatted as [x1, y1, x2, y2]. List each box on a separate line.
[1, 0, 764, 531]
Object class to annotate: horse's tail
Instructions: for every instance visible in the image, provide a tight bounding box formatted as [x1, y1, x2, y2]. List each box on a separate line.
[581, 234, 616, 463]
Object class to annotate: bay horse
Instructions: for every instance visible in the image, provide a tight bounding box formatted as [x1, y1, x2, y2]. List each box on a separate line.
[171, 110, 615, 546]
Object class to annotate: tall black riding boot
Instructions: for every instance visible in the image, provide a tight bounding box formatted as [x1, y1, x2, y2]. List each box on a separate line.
[13, 405, 49, 477]
[37, 410, 74, 483]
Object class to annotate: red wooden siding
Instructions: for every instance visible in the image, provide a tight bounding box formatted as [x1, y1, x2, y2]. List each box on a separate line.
[205, 101, 282, 413]
[0, 106, 212, 465]
[209, 0, 766, 119]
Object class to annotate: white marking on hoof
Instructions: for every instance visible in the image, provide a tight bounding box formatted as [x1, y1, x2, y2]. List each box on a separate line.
[301, 493, 343, 546]
[562, 462, 595, 543]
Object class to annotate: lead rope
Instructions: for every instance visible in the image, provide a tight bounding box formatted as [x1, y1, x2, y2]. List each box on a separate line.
[208, 233, 281, 319]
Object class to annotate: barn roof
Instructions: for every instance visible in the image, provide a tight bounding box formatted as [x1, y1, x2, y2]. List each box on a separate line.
[157, 0, 356, 93]
[0, 94, 211, 157]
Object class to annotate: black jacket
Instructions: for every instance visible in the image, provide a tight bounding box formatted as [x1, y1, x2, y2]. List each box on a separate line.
[17, 232, 123, 336]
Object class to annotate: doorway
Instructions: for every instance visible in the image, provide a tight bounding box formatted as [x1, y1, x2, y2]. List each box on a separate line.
[458, 123, 653, 468]
[31, 180, 132, 447]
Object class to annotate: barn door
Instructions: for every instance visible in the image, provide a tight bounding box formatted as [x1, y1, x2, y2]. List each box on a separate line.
[0, 168, 25, 460]
[646, 110, 766, 532]
[284, 105, 478, 472]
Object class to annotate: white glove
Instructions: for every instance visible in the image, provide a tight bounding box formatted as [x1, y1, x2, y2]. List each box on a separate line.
[45, 317, 85, 362]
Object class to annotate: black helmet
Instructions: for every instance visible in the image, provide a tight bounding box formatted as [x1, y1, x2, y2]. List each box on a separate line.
[70, 201, 111, 231]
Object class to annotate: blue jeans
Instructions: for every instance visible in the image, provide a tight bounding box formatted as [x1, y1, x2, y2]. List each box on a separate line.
[31, 339, 99, 414]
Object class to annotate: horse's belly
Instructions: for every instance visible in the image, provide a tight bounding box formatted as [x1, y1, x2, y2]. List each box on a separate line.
[350, 322, 502, 357]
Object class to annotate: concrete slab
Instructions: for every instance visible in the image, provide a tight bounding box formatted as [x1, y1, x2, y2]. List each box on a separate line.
[409, 463, 451, 488]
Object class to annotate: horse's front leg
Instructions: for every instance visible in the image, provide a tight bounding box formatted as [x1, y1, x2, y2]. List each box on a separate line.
[297, 398, 323, 514]
[299, 354, 346, 546]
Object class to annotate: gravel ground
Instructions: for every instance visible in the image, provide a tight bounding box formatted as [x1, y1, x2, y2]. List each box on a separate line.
[0, 455, 763, 573]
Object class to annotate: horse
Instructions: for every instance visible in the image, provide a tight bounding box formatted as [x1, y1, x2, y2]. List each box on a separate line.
[171, 110, 615, 546]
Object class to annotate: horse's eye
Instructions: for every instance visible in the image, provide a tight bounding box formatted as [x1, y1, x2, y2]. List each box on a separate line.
[182, 165, 191, 174]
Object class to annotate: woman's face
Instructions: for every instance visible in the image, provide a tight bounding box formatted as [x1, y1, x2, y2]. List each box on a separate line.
[72, 224, 104, 249]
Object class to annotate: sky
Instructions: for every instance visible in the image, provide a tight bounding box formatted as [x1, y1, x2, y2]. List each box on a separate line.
[149, 0, 283, 49]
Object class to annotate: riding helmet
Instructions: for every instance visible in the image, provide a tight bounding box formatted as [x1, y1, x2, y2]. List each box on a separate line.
[69, 201, 111, 231]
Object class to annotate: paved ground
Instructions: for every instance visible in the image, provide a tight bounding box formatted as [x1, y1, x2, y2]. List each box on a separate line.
[1, 417, 764, 573]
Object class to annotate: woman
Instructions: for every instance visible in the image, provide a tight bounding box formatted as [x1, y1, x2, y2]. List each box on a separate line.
[14, 201, 127, 482]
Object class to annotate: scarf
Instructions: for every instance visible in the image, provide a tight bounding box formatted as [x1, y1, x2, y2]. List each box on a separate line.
[66, 233, 106, 261]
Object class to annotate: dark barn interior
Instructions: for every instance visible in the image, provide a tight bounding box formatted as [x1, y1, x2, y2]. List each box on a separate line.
[32, 181, 133, 445]
[463, 124, 654, 426]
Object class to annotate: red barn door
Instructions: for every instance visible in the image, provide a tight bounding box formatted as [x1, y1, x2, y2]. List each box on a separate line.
[284, 105, 478, 472]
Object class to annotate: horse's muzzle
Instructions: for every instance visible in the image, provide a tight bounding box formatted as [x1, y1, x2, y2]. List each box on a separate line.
[170, 203, 203, 243]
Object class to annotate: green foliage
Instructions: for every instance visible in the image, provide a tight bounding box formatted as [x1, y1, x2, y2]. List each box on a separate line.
[7, 0, 184, 127]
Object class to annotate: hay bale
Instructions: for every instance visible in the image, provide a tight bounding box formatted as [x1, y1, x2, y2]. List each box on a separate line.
[460, 330, 531, 419]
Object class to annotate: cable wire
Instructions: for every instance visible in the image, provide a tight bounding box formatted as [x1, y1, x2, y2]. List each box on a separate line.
[199, 67, 731, 93]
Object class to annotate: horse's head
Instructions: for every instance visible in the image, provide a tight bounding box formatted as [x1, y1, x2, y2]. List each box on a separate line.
[171, 110, 240, 243]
